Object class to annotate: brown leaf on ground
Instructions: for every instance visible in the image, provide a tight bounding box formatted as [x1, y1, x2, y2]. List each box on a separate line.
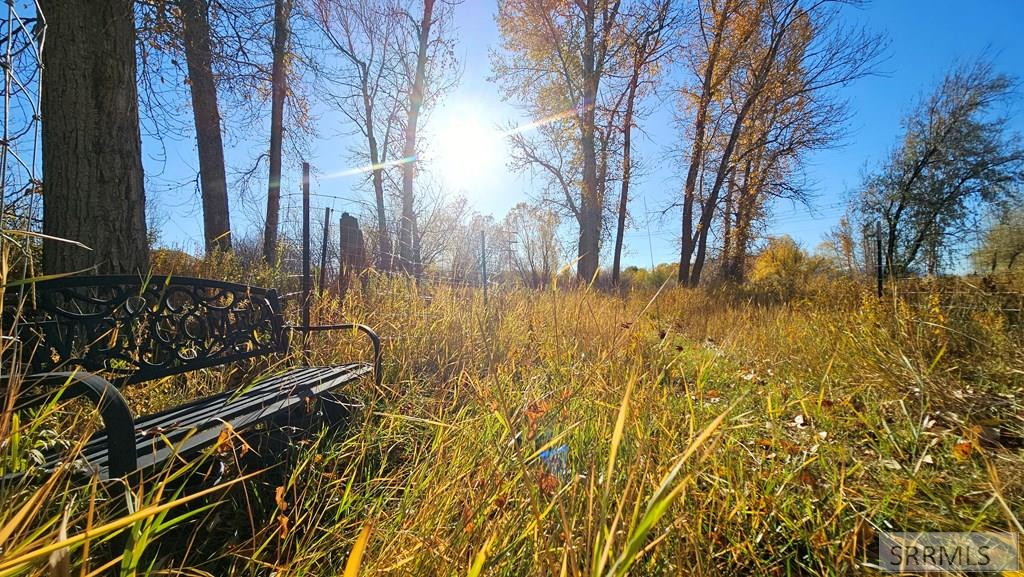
[277, 514, 290, 539]
[275, 486, 289, 511]
[538, 472, 558, 496]
[952, 440, 973, 460]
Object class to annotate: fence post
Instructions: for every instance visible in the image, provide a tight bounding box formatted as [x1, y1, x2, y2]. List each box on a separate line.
[875, 219, 883, 298]
[481, 229, 488, 307]
[302, 162, 311, 357]
[338, 216, 346, 297]
[319, 206, 331, 300]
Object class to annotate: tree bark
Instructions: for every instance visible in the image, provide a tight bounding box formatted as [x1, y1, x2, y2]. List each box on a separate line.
[611, 54, 640, 285]
[263, 0, 291, 264]
[363, 96, 391, 270]
[179, 0, 231, 254]
[729, 159, 756, 281]
[41, 0, 149, 274]
[576, 0, 601, 282]
[688, 9, 787, 286]
[399, 0, 435, 277]
[721, 169, 735, 279]
[678, 6, 725, 286]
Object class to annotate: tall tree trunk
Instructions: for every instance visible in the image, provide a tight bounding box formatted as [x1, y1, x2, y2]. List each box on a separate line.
[577, 0, 600, 281]
[612, 57, 640, 285]
[689, 23, 784, 286]
[179, 0, 231, 253]
[399, 0, 435, 276]
[263, 0, 290, 264]
[731, 161, 756, 281]
[678, 10, 725, 286]
[884, 206, 901, 278]
[41, 0, 149, 274]
[724, 154, 757, 281]
[367, 129, 391, 269]
[721, 169, 735, 280]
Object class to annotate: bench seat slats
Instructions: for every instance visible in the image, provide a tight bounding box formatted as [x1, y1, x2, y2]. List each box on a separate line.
[44, 364, 370, 480]
[3, 276, 382, 484]
[63, 366, 333, 461]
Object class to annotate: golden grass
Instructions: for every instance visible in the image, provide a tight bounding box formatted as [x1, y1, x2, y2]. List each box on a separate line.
[2, 269, 1022, 576]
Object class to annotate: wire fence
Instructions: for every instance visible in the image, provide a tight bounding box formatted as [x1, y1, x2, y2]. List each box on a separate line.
[1, 0, 43, 229]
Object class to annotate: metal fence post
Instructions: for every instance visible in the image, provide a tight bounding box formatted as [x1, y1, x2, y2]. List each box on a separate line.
[319, 206, 331, 300]
[302, 162, 311, 357]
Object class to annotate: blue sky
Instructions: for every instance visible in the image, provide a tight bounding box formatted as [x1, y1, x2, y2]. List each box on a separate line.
[148, 0, 1024, 267]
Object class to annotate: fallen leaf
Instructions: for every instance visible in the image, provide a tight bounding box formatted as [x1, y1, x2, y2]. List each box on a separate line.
[797, 470, 818, 488]
[952, 440, 973, 461]
[278, 514, 290, 539]
[275, 486, 289, 511]
[538, 472, 558, 496]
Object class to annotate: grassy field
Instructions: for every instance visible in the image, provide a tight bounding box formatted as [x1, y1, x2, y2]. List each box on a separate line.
[2, 271, 1023, 576]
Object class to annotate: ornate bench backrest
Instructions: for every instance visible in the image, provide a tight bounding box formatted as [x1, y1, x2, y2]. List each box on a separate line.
[5, 275, 287, 385]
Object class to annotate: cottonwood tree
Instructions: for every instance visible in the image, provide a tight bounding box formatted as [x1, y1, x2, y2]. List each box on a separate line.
[410, 184, 457, 272]
[507, 120, 580, 214]
[178, 0, 231, 252]
[717, 41, 851, 282]
[41, 0, 149, 273]
[313, 0, 404, 270]
[503, 202, 562, 287]
[677, 0, 880, 286]
[676, 0, 744, 286]
[264, 0, 291, 264]
[855, 61, 1024, 276]
[610, 0, 675, 284]
[136, 0, 315, 261]
[137, 0, 275, 255]
[395, 0, 457, 277]
[972, 206, 1024, 273]
[818, 216, 861, 275]
[494, 0, 630, 281]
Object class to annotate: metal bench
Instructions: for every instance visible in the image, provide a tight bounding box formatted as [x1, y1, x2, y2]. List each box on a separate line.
[1, 275, 381, 481]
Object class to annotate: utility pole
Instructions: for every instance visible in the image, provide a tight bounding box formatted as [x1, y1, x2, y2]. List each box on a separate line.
[875, 219, 883, 298]
[301, 162, 311, 355]
[318, 206, 331, 299]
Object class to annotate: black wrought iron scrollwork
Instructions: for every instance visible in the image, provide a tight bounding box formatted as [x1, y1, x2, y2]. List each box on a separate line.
[5, 276, 287, 384]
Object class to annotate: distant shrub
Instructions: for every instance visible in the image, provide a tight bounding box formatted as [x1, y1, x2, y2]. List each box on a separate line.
[748, 235, 833, 300]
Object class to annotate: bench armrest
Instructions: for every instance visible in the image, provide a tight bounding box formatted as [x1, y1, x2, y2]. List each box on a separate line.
[286, 324, 382, 387]
[4, 371, 138, 478]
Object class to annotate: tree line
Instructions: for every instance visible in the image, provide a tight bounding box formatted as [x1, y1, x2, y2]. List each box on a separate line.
[492, 0, 1023, 284]
[35, 0, 458, 277]
[23, 0, 1024, 282]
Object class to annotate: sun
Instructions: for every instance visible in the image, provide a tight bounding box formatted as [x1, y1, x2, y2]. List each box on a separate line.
[430, 106, 503, 194]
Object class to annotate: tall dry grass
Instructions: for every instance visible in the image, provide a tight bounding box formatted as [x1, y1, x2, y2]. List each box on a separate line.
[1, 256, 1022, 576]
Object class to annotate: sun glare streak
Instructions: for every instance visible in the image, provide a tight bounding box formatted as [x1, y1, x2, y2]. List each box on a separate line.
[322, 156, 416, 180]
[501, 108, 577, 137]
[323, 107, 575, 191]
